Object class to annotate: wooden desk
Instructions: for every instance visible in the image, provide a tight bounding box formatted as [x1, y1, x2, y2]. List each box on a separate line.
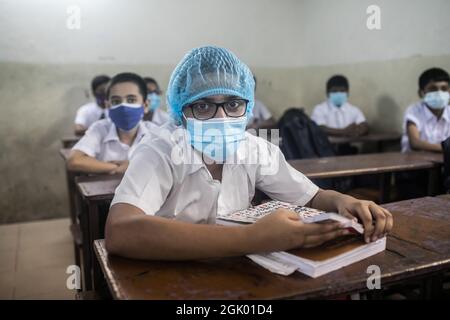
[59, 148, 72, 161]
[93, 196, 450, 300]
[76, 174, 123, 290]
[328, 132, 401, 152]
[289, 152, 443, 203]
[62, 136, 81, 148]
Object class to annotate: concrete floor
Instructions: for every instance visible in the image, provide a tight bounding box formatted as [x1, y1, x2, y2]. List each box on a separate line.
[0, 218, 76, 299]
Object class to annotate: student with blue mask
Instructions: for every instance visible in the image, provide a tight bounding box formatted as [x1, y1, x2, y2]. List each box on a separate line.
[311, 75, 369, 137]
[401, 68, 450, 153]
[143, 77, 170, 126]
[105, 46, 392, 261]
[74, 75, 111, 136]
[67, 73, 158, 174]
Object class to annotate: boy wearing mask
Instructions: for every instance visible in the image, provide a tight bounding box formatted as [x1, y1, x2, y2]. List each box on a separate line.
[105, 47, 392, 261]
[401, 68, 450, 153]
[143, 77, 170, 126]
[74, 75, 111, 136]
[311, 75, 369, 137]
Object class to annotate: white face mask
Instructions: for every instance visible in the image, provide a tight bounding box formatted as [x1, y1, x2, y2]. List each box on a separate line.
[424, 91, 450, 110]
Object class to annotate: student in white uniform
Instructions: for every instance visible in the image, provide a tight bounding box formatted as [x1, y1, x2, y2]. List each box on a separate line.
[143, 77, 171, 126]
[105, 46, 392, 261]
[401, 67, 450, 153]
[247, 76, 277, 130]
[311, 75, 369, 137]
[74, 75, 111, 136]
[67, 73, 158, 175]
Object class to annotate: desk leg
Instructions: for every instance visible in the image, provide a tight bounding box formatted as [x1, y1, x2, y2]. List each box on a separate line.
[423, 274, 443, 299]
[379, 172, 391, 204]
[89, 203, 103, 291]
[79, 201, 92, 291]
[427, 167, 440, 196]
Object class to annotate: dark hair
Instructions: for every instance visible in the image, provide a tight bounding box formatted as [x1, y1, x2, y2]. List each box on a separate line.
[143, 77, 161, 94]
[419, 68, 450, 91]
[106, 72, 148, 100]
[326, 75, 349, 93]
[91, 75, 110, 93]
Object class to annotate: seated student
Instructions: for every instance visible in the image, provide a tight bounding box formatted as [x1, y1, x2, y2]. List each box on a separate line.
[67, 73, 158, 174]
[401, 67, 450, 153]
[143, 77, 171, 126]
[247, 76, 277, 130]
[74, 75, 111, 136]
[311, 75, 369, 137]
[105, 46, 392, 261]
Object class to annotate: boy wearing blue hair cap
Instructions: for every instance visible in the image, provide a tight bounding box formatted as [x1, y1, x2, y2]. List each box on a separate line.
[105, 46, 392, 260]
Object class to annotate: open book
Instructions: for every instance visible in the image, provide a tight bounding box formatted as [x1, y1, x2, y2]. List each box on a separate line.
[217, 201, 386, 277]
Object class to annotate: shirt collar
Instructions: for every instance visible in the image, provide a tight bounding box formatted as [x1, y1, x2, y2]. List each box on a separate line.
[421, 102, 450, 123]
[327, 100, 349, 110]
[103, 121, 147, 144]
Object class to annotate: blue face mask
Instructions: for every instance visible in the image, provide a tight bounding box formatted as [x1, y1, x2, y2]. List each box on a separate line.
[329, 92, 348, 107]
[147, 93, 161, 111]
[109, 103, 144, 131]
[424, 91, 450, 110]
[185, 116, 247, 163]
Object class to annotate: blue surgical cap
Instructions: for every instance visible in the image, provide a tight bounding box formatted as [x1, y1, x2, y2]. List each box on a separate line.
[167, 46, 255, 124]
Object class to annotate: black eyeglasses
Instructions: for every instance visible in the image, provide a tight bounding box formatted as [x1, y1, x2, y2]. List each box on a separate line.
[185, 99, 248, 120]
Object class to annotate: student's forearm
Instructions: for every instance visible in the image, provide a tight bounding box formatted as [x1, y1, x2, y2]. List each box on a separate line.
[105, 209, 256, 260]
[256, 118, 277, 130]
[320, 126, 349, 137]
[74, 124, 87, 136]
[67, 155, 118, 174]
[410, 138, 442, 153]
[357, 122, 369, 135]
[308, 189, 351, 212]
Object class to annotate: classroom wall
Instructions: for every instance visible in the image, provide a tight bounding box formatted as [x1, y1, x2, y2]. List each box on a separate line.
[0, 0, 449, 223]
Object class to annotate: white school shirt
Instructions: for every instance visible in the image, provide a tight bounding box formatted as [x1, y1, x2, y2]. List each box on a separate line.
[401, 101, 450, 152]
[74, 102, 108, 128]
[311, 101, 366, 129]
[111, 123, 319, 224]
[72, 119, 158, 162]
[151, 109, 171, 126]
[249, 99, 273, 125]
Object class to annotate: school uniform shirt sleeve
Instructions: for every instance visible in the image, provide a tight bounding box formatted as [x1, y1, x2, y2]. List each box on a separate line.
[353, 106, 367, 124]
[71, 122, 103, 158]
[110, 142, 174, 216]
[253, 100, 273, 121]
[403, 104, 422, 131]
[74, 104, 90, 127]
[254, 138, 319, 206]
[311, 103, 327, 126]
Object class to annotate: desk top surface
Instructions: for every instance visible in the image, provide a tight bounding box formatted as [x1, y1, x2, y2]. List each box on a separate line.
[74, 152, 443, 198]
[76, 174, 123, 200]
[59, 148, 71, 161]
[289, 152, 443, 179]
[328, 132, 401, 145]
[94, 196, 450, 300]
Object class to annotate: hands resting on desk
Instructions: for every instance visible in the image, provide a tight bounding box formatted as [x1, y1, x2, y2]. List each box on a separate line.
[105, 189, 393, 261]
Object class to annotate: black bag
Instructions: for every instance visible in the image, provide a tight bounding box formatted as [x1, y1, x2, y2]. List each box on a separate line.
[279, 108, 335, 160]
[442, 137, 450, 193]
[278, 108, 352, 192]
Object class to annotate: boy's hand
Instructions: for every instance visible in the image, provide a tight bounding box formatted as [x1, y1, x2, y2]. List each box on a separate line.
[108, 160, 129, 174]
[114, 160, 129, 174]
[248, 209, 350, 252]
[335, 197, 393, 243]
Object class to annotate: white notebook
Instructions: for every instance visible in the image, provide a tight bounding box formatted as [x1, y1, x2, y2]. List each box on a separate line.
[217, 200, 386, 277]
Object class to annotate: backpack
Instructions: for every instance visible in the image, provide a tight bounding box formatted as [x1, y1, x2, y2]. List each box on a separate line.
[278, 108, 353, 192]
[278, 108, 336, 160]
